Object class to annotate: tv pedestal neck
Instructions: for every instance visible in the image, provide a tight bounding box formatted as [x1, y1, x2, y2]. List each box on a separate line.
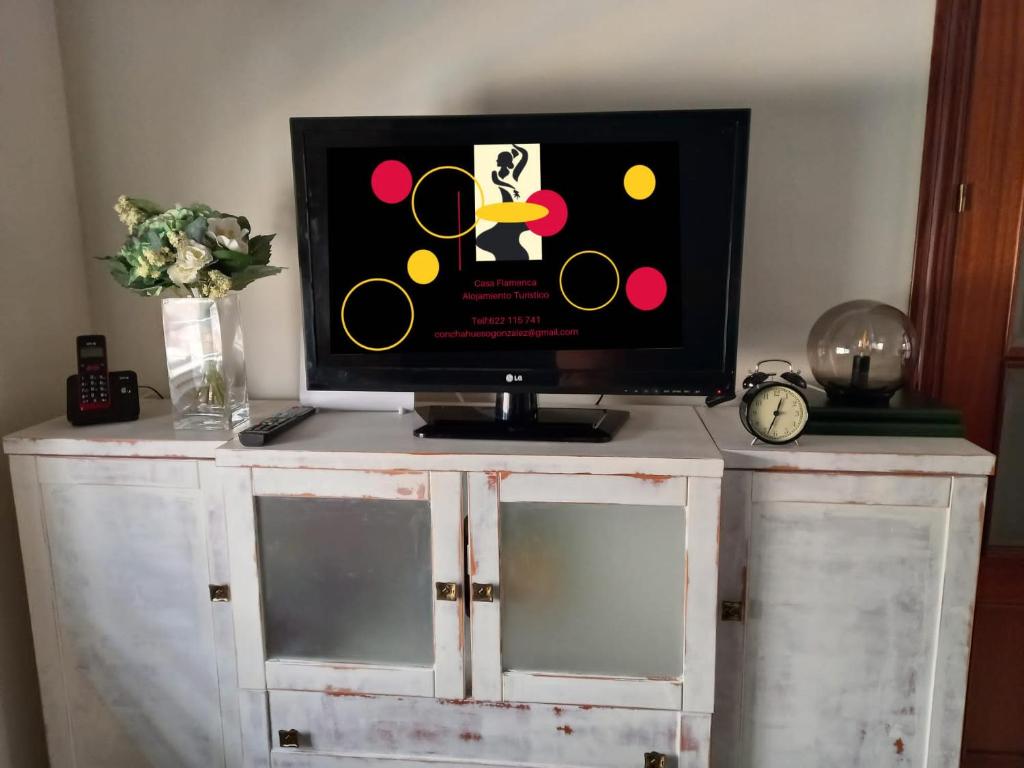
[414, 392, 629, 443]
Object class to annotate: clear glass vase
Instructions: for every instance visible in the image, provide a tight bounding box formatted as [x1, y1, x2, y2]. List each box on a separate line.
[161, 295, 249, 430]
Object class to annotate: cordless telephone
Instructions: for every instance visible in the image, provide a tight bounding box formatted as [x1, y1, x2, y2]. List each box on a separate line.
[66, 335, 140, 426]
[75, 335, 111, 410]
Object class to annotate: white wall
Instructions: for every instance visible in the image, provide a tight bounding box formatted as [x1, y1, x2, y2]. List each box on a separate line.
[0, 0, 93, 764]
[55, 0, 934, 399]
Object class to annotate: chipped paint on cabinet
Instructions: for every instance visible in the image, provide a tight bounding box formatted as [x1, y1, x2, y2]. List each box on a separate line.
[11, 455, 233, 767]
[711, 469, 989, 768]
[267, 690, 683, 767]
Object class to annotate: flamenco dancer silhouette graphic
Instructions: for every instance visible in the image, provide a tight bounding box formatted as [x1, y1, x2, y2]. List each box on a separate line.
[477, 144, 532, 261]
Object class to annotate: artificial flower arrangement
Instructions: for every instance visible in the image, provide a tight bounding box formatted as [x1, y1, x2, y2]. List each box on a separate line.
[100, 196, 282, 296]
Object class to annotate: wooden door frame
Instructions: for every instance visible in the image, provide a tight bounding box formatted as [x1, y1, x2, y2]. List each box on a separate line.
[912, 1, 1024, 764]
[909, 0, 980, 399]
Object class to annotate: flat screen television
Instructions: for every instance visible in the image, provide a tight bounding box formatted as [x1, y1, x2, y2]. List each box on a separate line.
[292, 109, 749, 441]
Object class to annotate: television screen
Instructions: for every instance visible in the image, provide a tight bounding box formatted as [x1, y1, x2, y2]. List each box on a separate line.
[293, 110, 748, 397]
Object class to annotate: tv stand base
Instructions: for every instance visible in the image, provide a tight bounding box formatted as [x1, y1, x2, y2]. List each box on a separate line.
[415, 393, 628, 442]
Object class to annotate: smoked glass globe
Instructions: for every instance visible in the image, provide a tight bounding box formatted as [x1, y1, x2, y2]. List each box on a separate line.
[806, 300, 917, 404]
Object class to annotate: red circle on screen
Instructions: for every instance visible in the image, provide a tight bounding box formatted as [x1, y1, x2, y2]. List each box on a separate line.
[626, 267, 667, 311]
[371, 160, 413, 204]
[525, 190, 568, 237]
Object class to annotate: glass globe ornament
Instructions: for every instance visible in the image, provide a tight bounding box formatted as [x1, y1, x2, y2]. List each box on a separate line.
[806, 300, 917, 404]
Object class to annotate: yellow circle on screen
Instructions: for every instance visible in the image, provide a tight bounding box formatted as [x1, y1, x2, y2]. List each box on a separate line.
[407, 249, 439, 285]
[624, 164, 656, 200]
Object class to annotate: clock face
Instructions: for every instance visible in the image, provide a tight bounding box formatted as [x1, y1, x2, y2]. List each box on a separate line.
[745, 384, 808, 443]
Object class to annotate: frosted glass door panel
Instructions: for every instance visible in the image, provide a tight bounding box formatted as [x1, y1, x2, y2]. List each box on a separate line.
[258, 496, 433, 665]
[500, 501, 685, 678]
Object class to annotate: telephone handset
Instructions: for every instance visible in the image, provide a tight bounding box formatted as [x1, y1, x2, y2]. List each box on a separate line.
[67, 335, 140, 426]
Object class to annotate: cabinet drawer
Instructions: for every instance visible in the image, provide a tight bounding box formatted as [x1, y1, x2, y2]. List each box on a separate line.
[752, 472, 951, 507]
[268, 690, 681, 767]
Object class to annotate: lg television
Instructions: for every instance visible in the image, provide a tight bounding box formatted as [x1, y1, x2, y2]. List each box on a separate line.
[291, 110, 749, 441]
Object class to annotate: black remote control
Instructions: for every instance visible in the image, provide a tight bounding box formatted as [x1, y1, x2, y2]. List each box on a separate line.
[239, 406, 316, 447]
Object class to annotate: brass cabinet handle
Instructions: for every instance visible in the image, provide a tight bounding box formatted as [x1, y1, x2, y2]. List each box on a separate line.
[209, 584, 231, 602]
[471, 582, 496, 602]
[279, 729, 300, 748]
[435, 582, 459, 601]
[644, 752, 667, 768]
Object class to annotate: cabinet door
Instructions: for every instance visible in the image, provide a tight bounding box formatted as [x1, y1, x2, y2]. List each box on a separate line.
[11, 456, 233, 768]
[467, 471, 719, 712]
[223, 468, 465, 700]
[713, 471, 984, 768]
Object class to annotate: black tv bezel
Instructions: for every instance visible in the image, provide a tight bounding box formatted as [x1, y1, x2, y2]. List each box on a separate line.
[292, 109, 749, 397]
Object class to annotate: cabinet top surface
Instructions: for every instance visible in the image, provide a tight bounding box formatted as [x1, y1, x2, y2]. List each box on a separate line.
[698, 405, 996, 476]
[2, 400, 282, 459]
[215, 404, 724, 476]
[5, 401, 993, 477]
[3, 401, 722, 476]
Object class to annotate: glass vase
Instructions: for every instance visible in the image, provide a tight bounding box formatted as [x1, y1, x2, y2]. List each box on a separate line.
[161, 295, 249, 430]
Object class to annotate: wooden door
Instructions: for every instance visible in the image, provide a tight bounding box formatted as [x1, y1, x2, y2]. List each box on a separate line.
[222, 467, 466, 700]
[9, 456, 237, 768]
[911, 1, 1024, 764]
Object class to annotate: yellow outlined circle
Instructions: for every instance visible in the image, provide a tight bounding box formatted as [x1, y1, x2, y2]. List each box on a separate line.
[558, 250, 620, 311]
[340, 278, 414, 352]
[411, 165, 485, 240]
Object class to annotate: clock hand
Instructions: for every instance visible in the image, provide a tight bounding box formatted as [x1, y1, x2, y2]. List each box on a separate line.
[767, 402, 782, 435]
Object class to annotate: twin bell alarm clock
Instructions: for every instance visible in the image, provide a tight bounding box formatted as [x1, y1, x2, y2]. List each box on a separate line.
[739, 359, 810, 445]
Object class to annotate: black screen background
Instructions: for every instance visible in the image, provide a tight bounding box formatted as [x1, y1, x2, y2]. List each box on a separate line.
[326, 142, 684, 353]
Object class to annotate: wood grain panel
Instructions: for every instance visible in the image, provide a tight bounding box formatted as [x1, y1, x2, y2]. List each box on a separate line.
[502, 670, 682, 711]
[751, 471, 951, 507]
[963, 604, 1024, 755]
[939, 0, 1024, 450]
[267, 690, 681, 767]
[910, 0, 980, 397]
[962, 754, 1024, 768]
[466, 472, 502, 702]
[964, 549, 1024, 761]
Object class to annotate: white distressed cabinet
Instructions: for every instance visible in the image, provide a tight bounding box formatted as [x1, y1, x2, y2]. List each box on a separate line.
[3, 412, 263, 768]
[214, 405, 723, 768]
[699, 407, 995, 768]
[4, 402, 993, 768]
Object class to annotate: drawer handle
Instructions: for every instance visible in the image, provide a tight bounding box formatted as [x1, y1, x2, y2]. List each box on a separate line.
[471, 582, 496, 602]
[644, 752, 666, 768]
[279, 729, 300, 749]
[435, 582, 459, 601]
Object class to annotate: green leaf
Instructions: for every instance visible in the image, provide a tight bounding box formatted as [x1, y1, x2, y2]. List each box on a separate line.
[213, 248, 250, 272]
[128, 197, 164, 215]
[247, 234, 274, 266]
[185, 215, 207, 242]
[146, 229, 165, 252]
[107, 259, 132, 287]
[230, 264, 283, 290]
[130, 284, 165, 296]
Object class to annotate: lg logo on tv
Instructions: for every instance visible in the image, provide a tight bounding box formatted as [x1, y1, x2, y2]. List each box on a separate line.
[505, 373, 523, 383]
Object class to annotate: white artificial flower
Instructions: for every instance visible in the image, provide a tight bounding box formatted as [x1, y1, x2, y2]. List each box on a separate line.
[177, 239, 213, 270]
[167, 239, 213, 286]
[167, 262, 199, 286]
[206, 216, 249, 253]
